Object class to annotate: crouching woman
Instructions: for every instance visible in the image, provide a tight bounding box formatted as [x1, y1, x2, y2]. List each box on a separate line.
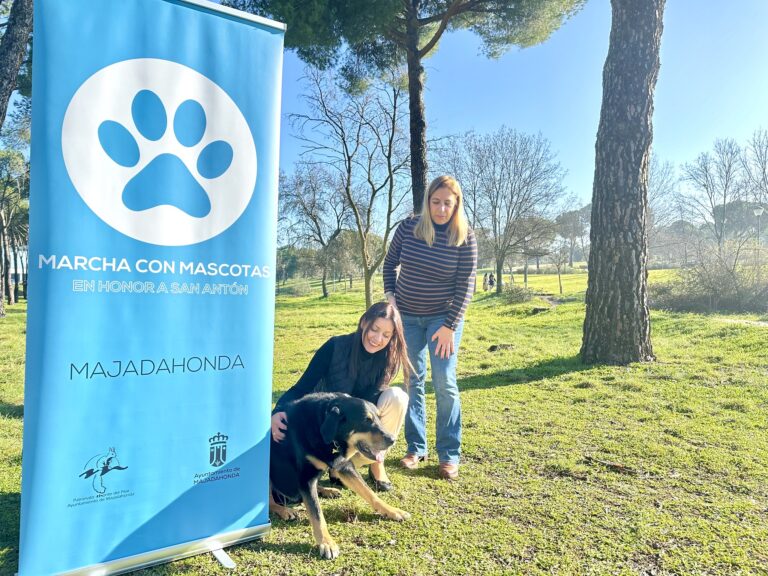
[271, 302, 409, 490]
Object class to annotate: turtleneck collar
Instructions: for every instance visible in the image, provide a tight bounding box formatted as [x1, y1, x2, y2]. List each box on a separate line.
[359, 336, 387, 359]
[433, 220, 450, 232]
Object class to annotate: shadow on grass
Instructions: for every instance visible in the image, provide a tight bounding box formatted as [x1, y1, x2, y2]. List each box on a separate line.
[3, 306, 27, 316]
[456, 354, 594, 393]
[0, 491, 20, 575]
[393, 464, 444, 481]
[239, 538, 315, 558]
[473, 292, 586, 314]
[0, 549, 18, 576]
[0, 403, 22, 419]
[271, 355, 594, 405]
[550, 293, 586, 304]
[2, 454, 20, 469]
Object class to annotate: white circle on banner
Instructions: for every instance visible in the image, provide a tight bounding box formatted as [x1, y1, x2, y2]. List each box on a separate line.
[62, 58, 257, 246]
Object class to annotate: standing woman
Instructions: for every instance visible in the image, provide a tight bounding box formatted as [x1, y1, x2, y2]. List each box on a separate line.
[383, 175, 477, 480]
[271, 302, 409, 490]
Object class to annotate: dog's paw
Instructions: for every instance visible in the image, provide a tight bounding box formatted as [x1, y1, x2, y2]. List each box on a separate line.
[318, 538, 340, 560]
[317, 486, 342, 499]
[272, 507, 300, 521]
[382, 506, 411, 521]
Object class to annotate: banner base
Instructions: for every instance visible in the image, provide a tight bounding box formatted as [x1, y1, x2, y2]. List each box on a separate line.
[211, 548, 237, 569]
[58, 523, 270, 576]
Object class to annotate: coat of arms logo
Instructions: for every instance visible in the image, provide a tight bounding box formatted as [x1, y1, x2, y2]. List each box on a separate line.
[209, 432, 228, 467]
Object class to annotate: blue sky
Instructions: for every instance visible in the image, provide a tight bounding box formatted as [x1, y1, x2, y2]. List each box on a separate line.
[234, 1, 768, 204]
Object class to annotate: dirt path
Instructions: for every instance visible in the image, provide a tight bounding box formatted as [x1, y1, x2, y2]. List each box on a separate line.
[538, 294, 561, 309]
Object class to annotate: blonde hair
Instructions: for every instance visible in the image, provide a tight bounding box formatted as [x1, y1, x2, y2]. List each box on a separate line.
[414, 175, 469, 247]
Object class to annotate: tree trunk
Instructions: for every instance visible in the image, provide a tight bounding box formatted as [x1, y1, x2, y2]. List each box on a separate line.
[581, 0, 664, 365]
[523, 258, 529, 288]
[0, 263, 4, 316]
[11, 237, 19, 303]
[405, 6, 428, 213]
[321, 266, 329, 298]
[2, 225, 13, 305]
[0, 0, 33, 127]
[495, 260, 503, 294]
[21, 251, 27, 300]
[0, 232, 4, 304]
[364, 270, 373, 309]
[558, 267, 563, 295]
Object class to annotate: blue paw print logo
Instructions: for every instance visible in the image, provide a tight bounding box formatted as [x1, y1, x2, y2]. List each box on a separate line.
[98, 90, 233, 218]
[62, 58, 257, 246]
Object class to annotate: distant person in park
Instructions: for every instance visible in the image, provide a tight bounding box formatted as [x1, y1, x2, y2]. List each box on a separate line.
[383, 175, 478, 480]
[270, 301, 410, 492]
[488, 272, 496, 290]
[482, 272, 489, 292]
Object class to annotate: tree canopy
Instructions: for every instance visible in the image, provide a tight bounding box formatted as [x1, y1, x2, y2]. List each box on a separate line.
[226, 0, 585, 210]
[229, 0, 584, 77]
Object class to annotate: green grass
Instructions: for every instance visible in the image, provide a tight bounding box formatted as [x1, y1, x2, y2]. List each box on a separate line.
[0, 303, 25, 576]
[2, 274, 768, 575]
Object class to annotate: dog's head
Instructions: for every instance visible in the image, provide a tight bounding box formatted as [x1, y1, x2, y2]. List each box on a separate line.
[320, 395, 395, 462]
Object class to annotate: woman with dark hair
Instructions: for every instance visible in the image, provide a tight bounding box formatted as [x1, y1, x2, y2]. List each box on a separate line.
[271, 301, 410, 490]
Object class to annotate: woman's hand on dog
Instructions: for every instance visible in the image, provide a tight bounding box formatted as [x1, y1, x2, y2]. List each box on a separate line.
[272, 412, 288, 442]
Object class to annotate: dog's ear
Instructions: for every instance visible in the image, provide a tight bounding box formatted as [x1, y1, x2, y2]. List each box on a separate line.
[320, 405, 342, 444]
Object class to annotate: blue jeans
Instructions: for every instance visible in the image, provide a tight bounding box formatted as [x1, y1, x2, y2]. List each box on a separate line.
[401, 313, 464, 465]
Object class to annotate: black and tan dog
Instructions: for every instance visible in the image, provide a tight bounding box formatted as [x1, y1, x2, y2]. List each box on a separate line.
[269, 392, 410, 559]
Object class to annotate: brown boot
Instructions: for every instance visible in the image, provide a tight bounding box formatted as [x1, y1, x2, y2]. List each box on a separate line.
[438, 462, 459, 480]
[399, 453, 427, 470]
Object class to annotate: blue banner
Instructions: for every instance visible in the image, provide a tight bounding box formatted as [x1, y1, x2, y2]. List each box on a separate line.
[20, 1, 284, 574]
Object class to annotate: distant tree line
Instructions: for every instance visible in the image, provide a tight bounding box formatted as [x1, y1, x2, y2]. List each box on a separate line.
[644, 131, 768, 311]
[276, 57, 768, 316]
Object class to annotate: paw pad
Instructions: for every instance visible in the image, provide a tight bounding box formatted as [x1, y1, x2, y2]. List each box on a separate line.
[98, 90, 233, 218]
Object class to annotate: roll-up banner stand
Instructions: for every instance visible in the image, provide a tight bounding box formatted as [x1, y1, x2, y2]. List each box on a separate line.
[19, 1, 284, 573]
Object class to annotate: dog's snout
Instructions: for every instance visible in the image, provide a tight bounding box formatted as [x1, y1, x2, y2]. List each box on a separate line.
[382, 432, 395, 448]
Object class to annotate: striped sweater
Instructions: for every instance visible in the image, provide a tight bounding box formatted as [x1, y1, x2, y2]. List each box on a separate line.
[383, 216, 477, 330]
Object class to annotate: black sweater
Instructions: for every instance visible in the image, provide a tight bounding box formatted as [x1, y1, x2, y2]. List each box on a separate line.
[273, 333, 388, 413]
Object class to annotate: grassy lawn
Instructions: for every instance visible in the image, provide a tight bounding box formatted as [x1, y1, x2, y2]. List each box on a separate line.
[1, 272, 767, 575]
